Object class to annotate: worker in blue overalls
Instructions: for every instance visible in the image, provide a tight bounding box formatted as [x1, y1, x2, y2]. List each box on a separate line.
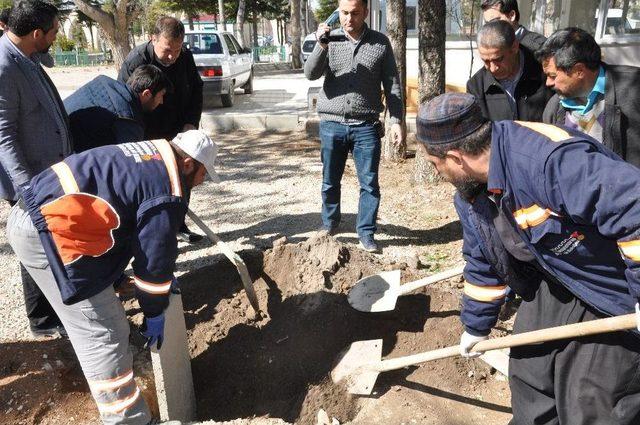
[416, 92, 640, 424]
[7, 130, 220, 425]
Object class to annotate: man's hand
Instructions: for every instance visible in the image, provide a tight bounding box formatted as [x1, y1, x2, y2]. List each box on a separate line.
[459, 331, 487, 358]
[390, 123, 404, 148]
[141, 313, 165, 350]
[316, 23, 331, 48]
[182, 123, 197, 132]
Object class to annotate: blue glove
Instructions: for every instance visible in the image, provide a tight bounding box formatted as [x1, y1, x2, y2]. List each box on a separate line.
[141, 313, 165, 350]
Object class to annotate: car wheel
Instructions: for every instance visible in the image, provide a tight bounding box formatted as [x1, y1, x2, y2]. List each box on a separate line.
[242, 71, 253, 95]
[221, 85, 235, 107]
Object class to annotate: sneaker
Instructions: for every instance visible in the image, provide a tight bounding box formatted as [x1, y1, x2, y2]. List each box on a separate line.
[31, 325, 67, 339]
[359, 234, 379, 253]
[318, 223, 339, 236]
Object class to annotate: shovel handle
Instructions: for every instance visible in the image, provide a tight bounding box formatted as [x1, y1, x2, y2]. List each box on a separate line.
[186, 209, 261, 314]
[376, 313, 637, 373]
[398, 265, 465, 296]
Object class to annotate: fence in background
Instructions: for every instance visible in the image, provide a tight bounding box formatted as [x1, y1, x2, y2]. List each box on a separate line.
[53, 51, 112, 66]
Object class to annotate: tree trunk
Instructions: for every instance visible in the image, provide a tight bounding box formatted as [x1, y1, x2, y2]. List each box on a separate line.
[383, 0, 407, 162]
[531, 0, 547, 34]
[218, 0, 226, 31]
[252, 13, 258, 47]
[415, 0, 446, 183]
[290, 0, 302, 68]
[73, 0, 139, 70]
[236, 0, 246, 46]
[301, 0, 308, 35]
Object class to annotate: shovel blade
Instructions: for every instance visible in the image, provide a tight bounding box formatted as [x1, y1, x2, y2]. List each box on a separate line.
[348, 270, 401, 312]
[331, 339, 383, 395]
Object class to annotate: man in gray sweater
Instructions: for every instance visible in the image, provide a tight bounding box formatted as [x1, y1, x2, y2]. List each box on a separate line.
[304, 0, 404, 252]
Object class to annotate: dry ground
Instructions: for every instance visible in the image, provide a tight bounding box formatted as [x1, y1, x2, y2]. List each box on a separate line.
[0, 130, 512, 424]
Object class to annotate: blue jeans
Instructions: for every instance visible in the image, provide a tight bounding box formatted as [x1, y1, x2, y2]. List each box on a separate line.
[320, 120, 381, 237]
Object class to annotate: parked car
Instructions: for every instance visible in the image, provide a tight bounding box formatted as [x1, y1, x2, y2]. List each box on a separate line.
[302, 9, 340, 62]
[184, 29, 253, 107]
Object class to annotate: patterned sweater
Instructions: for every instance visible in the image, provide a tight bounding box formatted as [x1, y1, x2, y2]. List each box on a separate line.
[304, 25, 404, 125]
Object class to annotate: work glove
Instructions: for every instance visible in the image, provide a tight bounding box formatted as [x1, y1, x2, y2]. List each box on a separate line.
[459, 331, 488, 358]
[141, 313, 165, 350]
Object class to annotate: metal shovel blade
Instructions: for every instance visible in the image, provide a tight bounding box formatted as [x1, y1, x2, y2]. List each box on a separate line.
[331, 339, 383, 395]
[347, 270, 401, 313]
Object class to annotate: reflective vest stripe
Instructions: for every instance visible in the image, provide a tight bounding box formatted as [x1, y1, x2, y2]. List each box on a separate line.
[514, 204, 559, 229]
[51, 162, 79, 194]
[151, 139, 182, 197]
[464, 281, 508, 302]
[96, 386, 141, 414]
[89, 370, 134, 393]
[134, 276, 171, 294]
[515, 121, 571, 142]
[618, 240, 640, 262]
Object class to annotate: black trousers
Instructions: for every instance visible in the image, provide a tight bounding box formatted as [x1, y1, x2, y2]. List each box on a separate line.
[509, 280, 640, 425]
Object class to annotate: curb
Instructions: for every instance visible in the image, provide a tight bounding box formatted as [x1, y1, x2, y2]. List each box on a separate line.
[200, 112, 307, 132]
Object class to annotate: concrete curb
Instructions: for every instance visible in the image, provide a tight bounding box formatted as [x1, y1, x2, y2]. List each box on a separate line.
[200, 112, 306, 132]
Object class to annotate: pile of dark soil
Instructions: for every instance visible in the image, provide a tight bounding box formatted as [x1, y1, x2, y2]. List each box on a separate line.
[181, 234, 446, 423]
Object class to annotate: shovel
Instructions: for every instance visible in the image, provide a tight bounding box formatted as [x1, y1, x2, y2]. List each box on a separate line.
[331, 312, 637, 395]
[348, 265, 465, 312]
[186, 209, 261, 315]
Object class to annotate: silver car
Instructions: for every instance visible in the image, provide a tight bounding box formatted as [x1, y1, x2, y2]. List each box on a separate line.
[184, 30, 253, 107]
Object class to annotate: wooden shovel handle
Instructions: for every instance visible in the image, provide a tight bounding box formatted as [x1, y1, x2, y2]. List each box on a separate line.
[376, 313, 637, 372]
[398, 265, 465, 295]
[186, 209, 261, 314]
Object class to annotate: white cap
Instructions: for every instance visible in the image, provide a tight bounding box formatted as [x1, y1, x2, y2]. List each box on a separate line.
[171, 130, 221, 183]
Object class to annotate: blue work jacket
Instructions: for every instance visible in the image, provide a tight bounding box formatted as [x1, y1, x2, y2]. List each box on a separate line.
[21, 140, 187, 318]
[456, 121, 640, 335]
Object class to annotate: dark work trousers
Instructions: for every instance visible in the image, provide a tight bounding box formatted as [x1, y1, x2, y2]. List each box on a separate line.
[508, 279, 640, 425]
[6, 200, 62, 332]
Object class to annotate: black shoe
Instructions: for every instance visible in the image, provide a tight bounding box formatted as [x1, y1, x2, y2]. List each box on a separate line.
[31, 325, 67, 339]
[177, 228, 204, 243]
[359, 234, 379, 253]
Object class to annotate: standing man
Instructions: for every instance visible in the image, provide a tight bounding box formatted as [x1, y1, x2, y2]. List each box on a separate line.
[481, 0, 546, 52]
[304, 0, 404, 253]
[119, 16, 204, 243]
[8, 130, 219, 424]
[538, 27, 640, 166]
[467, 20, 552, 122]
[0, 0, 71, 338]
[416, 93, 640, 424]
[65, 65, 171, 152]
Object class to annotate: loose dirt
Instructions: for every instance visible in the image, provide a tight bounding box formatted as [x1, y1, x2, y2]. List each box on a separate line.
[0, 130, 512, 424]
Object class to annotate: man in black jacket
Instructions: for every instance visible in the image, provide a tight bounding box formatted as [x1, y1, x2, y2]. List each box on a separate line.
[119, 16, 205, 243]
[538, 27, 640, 167]
[481, 0, 546, 53]
[467, 20, 552, 122]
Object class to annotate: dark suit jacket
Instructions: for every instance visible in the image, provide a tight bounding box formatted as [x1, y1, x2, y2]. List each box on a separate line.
[118, 41, 203, 140]
[517, 26, 546, 53]
[0, 35, 72, 200]
[467, 46, 553, 122]
[542, 63, 640, 167]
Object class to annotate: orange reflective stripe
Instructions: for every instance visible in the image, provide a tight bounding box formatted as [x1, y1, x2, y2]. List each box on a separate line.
[513, 204, 558, 229]
[51, 162, 79, 194]
[618, 240, 640, 262]
[96, 386, 141, 414]
[134, 276, 171, 294]
[150, 139, 182, 197]
[515, 121, 571, 142]
[464, 281, 507, 302]
[89, 370, 134, 392]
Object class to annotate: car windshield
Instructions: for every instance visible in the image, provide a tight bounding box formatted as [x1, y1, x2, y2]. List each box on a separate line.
[184, 33, 223, 54]
[303, 40, 317, 52]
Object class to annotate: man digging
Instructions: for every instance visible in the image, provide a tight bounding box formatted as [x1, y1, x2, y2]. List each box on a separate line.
[7, 130, 219, 424]
[416, 93, 640, 424]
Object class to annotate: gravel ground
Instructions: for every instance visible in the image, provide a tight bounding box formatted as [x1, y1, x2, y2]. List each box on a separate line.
[0, 129, 459, 342]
